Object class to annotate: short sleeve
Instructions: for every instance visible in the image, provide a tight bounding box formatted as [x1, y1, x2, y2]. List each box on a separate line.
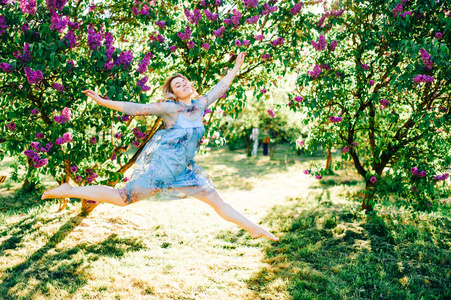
[198, 79, 230, 108]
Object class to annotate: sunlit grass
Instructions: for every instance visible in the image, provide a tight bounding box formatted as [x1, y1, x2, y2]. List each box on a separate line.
[0, 145, 449, 299]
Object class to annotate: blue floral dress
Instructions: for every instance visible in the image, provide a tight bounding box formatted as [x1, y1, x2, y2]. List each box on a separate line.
[118, 79, 229, 205]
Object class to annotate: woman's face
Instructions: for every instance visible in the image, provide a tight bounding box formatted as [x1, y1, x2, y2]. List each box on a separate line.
[170, 77, 193, 100]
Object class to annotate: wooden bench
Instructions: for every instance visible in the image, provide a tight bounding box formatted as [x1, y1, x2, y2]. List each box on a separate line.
[0, 175, 6, 184]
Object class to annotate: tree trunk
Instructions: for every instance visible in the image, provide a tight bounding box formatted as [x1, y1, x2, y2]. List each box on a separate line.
[269, 141, 278, 159]
[362, 181, 375, 211]
[243, 131, 251, 155]
[325, 148, 332, 169]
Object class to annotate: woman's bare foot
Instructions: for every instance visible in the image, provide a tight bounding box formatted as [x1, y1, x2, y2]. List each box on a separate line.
[249, 225, 279, 241]
[41, 183, 72, 200]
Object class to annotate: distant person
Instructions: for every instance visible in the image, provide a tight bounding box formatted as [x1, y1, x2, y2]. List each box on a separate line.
[262, 129, 270, 156]
[41, 52, 278, 241]
[250, 127, 259, 156]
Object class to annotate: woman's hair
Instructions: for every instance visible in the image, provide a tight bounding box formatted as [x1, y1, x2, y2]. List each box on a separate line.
[162, 73, 199, 103]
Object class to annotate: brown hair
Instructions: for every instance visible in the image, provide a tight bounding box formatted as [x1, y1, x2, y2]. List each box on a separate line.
[162, 73, 199, 103]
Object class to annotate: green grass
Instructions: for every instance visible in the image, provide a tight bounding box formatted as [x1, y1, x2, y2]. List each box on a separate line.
[0, 145, 450, 299]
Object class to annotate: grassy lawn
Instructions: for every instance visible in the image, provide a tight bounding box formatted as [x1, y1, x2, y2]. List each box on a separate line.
[0, 145, 450, 299]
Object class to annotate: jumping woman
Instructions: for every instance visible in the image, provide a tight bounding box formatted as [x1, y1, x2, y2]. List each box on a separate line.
[41, 52, 279, 241]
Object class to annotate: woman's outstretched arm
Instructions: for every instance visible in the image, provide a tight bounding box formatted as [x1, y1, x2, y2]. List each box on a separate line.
[201, 52, 246, 108]
[81, 90, 173, 116]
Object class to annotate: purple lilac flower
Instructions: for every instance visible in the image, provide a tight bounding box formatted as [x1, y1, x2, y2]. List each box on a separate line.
[86, 173, 98, 184]
[297, 140, 305, 146]
[294, 96, 303, 103]
[361, 64, 369, 70]
[267, 109, 275, 117]
[31, 108, 39, 115]
[46, 0, 67, 10]
[319, 64, 330, 71]
[420, 48, 433, 70]
[262, 3, 278, 15]
[202, 43, 210, 50]
[200, 0, 207, 6]
[329, 116, 342, 123]
[116, 50, 133, 69]
[132, 140, 141, 147]
[63, 132, 73, 142]
[435, 32, 443, 39]
[35, 133, 44, 139]
[122, 177, 130, 182]
[64, 30, 77, 48]
[70, 166, 77, 173]
[187, 40, 195, 49]
[89, 137, 97, 145]
[308, 65, 322, 78]
[122, 114, 130, 122]
[351, 142, 358, 148]
[0, 16, 8, 36]
[104, 62, 114, 71]
[315, 175, 322, 180]
[303, 170, 310, 175]
[317, 15, 326, 27]
[169, 45, 177, 52]
[137, 52, 153, 74]
[50, 13, 68, 33]
[137, 76, 150, 91]
[270, 37, 284, 47]
[400, 11, 412, 19]
[52, 83, 65, 93]
[342, 146, 349, 153]
[311, 35, 326, 51]
[262, 53, 271, 59]
[254, 34, 265, 40]
[19, 0, 37, 15]
[6, 122, 16, 131]
[369, 80, 375, 86]
[55, 137, 65, 145]
[0, 63, 12, 73]
[212, 26, 225, 38]
[290, 2, 303, 15]
[329, 40, 337, 51]
[24, 67, 43, 85]
[413, 74, 434, 83]
[204, 9, 219, 21]
[379, 99, 390, 109]
[75, 175, 83, 182]
[246, 15, 259, 24]
[185, 8, 202, 24]
[111, 152, 117, 161]
[114, 132, 122, 139]
[67, 59, 75, 71]
[261, 88, 267, 94]
[68, 21, 79, 30]
[21, 24, 29, 34]
[86, 168, 93, 174]
[242, 0, 258, 8]
[177, 26, 192, 40]
[34, 158, 48, 168]
[370, 176, 377, 183]
[87, 24, 103, 51]
[235, 39, 242, 47]
[223, 19, 232, 26]
[155, 20, 167, 29]
[393, 3, 403, 17]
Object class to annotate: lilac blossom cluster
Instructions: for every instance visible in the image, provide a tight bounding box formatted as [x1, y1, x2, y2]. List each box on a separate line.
[50, 12, 68, 33]
[325, 9, 344, 17]
[361, 63, 369, 70]
[64, 30, 77, 48]
[67, 59, 75, 71]
[235, 39, 250, 47]
[267, 109, 275, 117]
[212, 26, 225, 38]
[31, 108, 39, 115]
[114, 132, 122, 139]
[224, 9, 242, 27]
[433, 173, 449, 182]
[420, 48, 433, 70]
[14, 43, 31, 63]
[116, 50, 133, 69]
[411, 167, 426, 177]
[0, 16, 7, 36]
[133, 127, 146, 139]
[329, 40, 337, 51]
[319, 64, 330, 71]
[185, 8, 202, 24]
[132, 4, 150, 16]
[205, 9, 219, 21]
[86, 170, 98, 184]
[294, 96, 303, 103]
[369, 80, 375, 86]
[177, 26, 192, 40]
[24, 149, 48, 168]
[87, 24, 103, 51]
[413, 74, 434, 83]
[392, 3, 403, 17]
[400, 11, 412, 19]
[262, 3, 278, 15]
[132, 140, 141, 147]
[137, 52, 153, 74]
[169, 45, 177, 52]
[55, 132, 73, 145]
[311, 35, 326, 51]
[261, 53, 271, 59]
[103, 32, 115, 62]
[254, 34, 265, 40]
[155, 20, 166, 29]
[246, 15, 259, 24]
[52, 82, 65, 93]
[242, 0, 258, 8]
[46, 0, 67, 10]
[19, 0, 37, 15]
[270, 37, 284, 47]
[202, 43, 210, 50]
[342, 146, 349, 153]
[137, 76, 150, 91]
[24, 67, 43, 84]
[370, 176, 377, 183]
[303, 169, 309, 175]
[308, 65, 322, 78]
[89, 137, 97, 145]
[21, 23, 29, 34]
[379, 99, 390, 109]
[0, 63, 12, 73]
[290, 2, 303, 15]
[6, 122, 16, 131]
[68, 21, 79, 30]
[329, 116, 342, 123]
[53, 107, 72, 123]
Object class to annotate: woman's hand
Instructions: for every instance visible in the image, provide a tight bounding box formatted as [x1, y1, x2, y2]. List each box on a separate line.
[235, 52, 246, 69]
[81, 89, 106, 106]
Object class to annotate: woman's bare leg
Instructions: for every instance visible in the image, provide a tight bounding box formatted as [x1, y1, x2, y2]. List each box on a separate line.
[41, 183, 127, 206]
[190, 189, 279, 241]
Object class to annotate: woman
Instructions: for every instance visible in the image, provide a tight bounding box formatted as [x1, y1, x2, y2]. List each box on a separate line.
[42, 52, 279, 241]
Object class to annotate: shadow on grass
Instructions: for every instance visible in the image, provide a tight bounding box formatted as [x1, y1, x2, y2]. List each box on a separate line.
[245, 190, 451, 300]
[0, 189, 47, 214]
[0, 210, 147, 300]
